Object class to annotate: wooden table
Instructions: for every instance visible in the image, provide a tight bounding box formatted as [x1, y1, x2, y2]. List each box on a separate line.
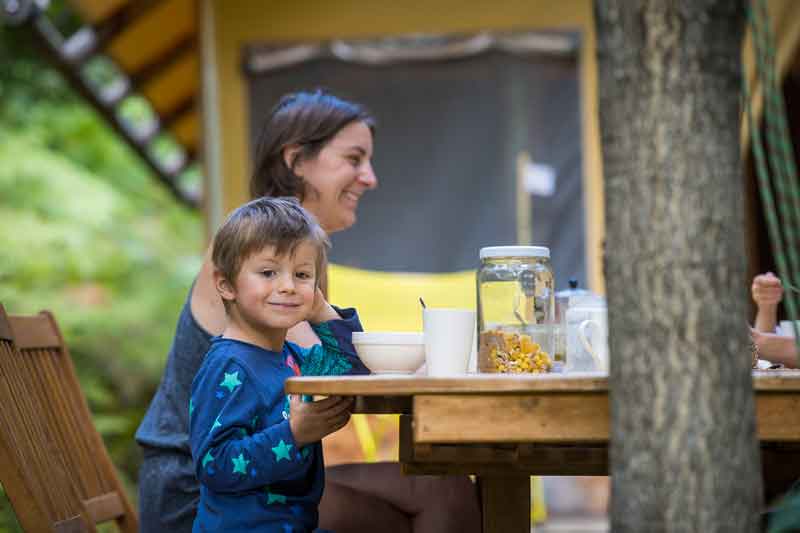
[285, 371, 800, 532]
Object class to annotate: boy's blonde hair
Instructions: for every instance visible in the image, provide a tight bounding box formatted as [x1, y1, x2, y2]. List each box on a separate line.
[212, 197, 329, 290]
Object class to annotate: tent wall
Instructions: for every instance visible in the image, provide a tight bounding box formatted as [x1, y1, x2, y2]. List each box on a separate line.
[201, 0, 605, 293]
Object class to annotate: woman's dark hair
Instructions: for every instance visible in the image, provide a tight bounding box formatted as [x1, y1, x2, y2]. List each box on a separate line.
[250, 89, 375, 201]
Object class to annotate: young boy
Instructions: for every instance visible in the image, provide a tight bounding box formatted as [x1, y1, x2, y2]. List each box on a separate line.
[189, 197, 369, 532]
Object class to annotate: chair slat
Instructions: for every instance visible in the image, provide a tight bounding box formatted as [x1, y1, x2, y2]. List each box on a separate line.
[0, 347, 55, 532]
[0, 305, 139, 533]
[0, 314, 11, 341]
[53, 516, 90, 533]
[83, 492, 125, 523]
[11, 314, 61, 349]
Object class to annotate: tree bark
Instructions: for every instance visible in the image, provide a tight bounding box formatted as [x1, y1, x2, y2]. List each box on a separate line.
[595, 1, 762, 531]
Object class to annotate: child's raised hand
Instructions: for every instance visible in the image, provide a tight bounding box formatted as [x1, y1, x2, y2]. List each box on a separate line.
[752, 272, 783, 307]
[288, 394, 353, 448]
[308, 288, 340, 324]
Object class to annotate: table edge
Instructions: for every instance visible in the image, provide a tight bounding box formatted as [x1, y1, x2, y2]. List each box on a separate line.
[284, 371, 800, 395]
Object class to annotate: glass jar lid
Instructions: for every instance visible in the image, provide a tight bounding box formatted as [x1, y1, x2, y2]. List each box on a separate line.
[479, 245, 550, 260]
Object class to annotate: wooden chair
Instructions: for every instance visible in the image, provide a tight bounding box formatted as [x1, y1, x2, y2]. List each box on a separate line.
[0, 305, 138, 532]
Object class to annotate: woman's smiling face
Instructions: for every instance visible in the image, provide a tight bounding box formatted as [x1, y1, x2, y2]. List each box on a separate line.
[296, 121, 377, 234]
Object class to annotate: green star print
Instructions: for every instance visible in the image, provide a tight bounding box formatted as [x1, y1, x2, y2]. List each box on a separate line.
[210, 416, 222, 434]
[272, 440, 293, 462]
[202, 451, 214, 468]
[220, 371, 243, 392]
[267, 491, 287, 505]
[232, 453, 250, 475]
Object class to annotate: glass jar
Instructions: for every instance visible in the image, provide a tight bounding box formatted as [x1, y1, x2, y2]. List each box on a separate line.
[553, 279, 590, 363]
[476, 246, 555, 373]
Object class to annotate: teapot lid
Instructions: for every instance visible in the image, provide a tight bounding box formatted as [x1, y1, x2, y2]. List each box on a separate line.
[568, 292, 606, 308]
[555, 278, 590, 300]
[480, 245, 549, 259]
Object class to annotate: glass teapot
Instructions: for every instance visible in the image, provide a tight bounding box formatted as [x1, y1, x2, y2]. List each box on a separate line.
[564, 293, 608, 373]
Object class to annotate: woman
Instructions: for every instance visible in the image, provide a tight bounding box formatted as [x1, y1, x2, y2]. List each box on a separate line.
[136, 90, 481, 533]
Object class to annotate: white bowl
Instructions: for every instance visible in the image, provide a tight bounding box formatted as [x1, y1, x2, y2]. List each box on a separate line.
[352, 332, 425, 374]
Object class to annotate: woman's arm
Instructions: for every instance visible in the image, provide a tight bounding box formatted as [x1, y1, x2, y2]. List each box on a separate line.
[286, 322, 321, 347]
[191, 246, 227, 336]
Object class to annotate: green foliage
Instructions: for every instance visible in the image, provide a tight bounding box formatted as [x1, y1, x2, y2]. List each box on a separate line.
[0, 485, 22, 533]
[0, 15, 203, 527]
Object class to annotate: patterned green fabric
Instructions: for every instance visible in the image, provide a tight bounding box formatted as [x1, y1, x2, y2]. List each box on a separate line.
[299, 322, 353, 376]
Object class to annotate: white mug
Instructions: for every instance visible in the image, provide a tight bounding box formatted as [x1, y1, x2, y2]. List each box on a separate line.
[578, 319, 608, 372]
[423, 308, 475, 376]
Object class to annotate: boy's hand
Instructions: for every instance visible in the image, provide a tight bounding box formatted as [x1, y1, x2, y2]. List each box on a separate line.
[308, 288, 340, 325]
[288, 395, 353, 448]
[752, 272, 783, 307]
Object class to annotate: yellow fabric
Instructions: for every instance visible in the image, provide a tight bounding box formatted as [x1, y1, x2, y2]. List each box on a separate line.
[328, 263, 476, 332]
[532, 475, 548, 523]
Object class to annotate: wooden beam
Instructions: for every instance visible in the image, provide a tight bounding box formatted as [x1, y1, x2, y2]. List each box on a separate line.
[64, 0, 163, 64]
[107, 0, 195, 73]
[403, 444, 609, 476]
[413, 393, 610, 444]
[753, 371, 800, 390]
[170, 111, 199, 152]
[286, 374, 611, 396]
[480, 475, 530, 533]
[159, 95, 195, 130]
[353, 395, 411, 414]
[67, 0, 128, 25]
[18, 8, 199, 208]
[128, 33, 196, 89]
[757, 394, 800, 441]
[142, 53, 198, 114]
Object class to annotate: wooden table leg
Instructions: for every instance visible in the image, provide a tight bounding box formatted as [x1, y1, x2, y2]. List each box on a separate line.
[479, 474, 530, 533]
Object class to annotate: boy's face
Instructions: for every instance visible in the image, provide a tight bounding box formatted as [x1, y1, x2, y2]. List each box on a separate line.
[224, 241, 318, 334]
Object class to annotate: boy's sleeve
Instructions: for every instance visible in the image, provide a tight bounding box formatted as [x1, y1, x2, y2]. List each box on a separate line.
[300, 306, 370, 376]
[190, 357, 313, 493]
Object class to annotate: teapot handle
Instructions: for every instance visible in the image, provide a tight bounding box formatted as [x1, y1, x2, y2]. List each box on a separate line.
[578, 319, 604, 370]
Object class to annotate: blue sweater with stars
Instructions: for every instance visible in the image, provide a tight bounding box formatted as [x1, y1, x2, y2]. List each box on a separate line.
[189, 308, 369, 533]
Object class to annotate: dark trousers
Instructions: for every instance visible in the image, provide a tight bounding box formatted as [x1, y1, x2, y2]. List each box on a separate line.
[138, 452, 481, 533]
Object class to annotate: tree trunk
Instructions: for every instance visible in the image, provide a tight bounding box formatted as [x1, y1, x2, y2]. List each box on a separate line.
[595, 1, 762, 531]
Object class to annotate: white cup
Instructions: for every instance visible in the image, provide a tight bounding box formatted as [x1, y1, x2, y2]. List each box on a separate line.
[423, 308, 476, 376]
